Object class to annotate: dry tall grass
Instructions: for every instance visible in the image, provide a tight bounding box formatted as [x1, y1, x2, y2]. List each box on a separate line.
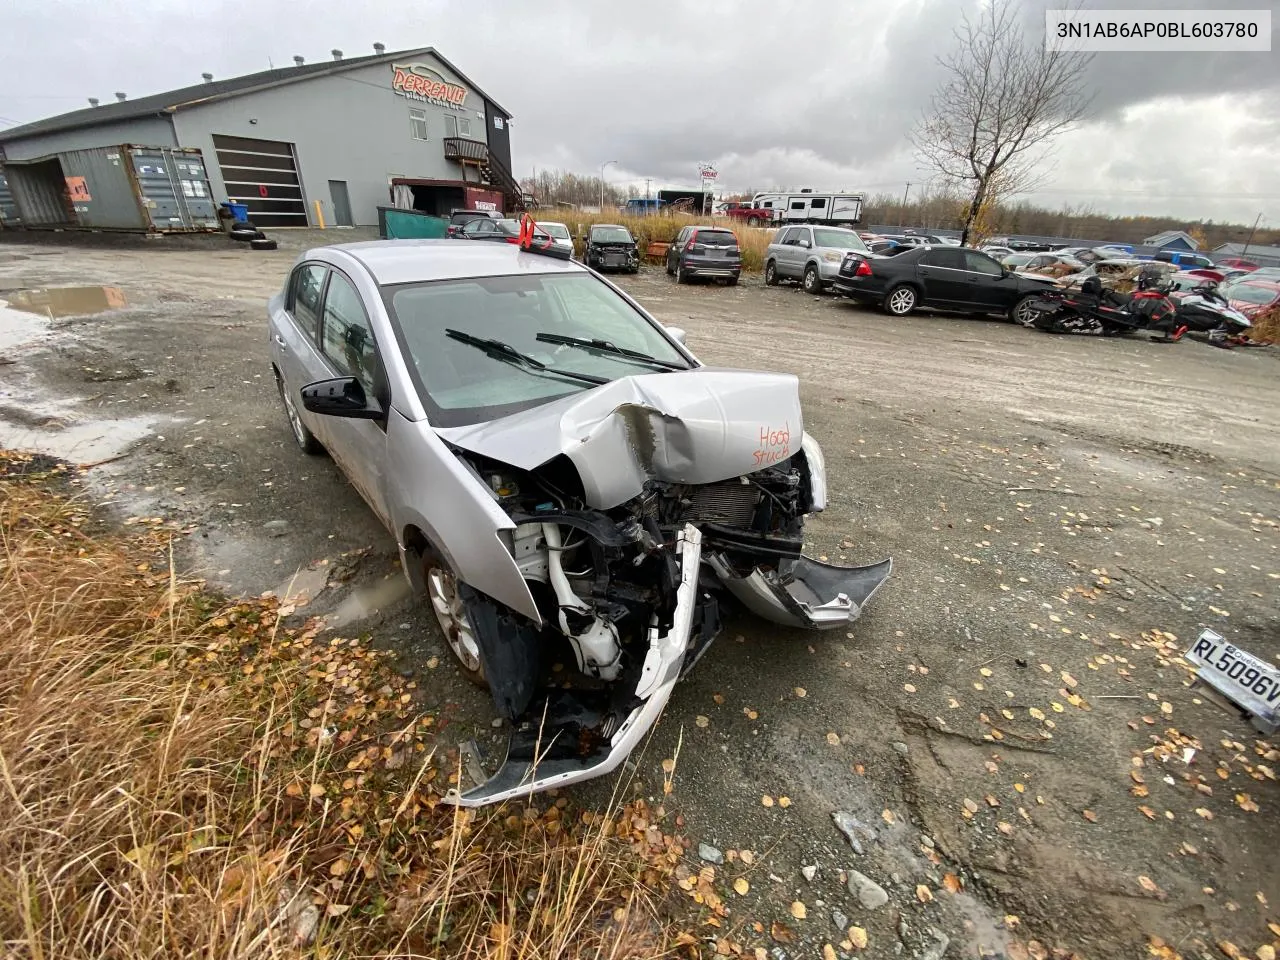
[1249, 304, 1280, 344]
[0, 454, 699, 959]
[539, 212, 775, 273]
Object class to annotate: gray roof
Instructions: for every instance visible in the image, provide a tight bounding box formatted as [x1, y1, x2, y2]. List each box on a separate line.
[1143, 229, 1197, 248]
[1214, 242, 1280, 258]
[321, 239, 584, 285]
[0, 47, 509, 144]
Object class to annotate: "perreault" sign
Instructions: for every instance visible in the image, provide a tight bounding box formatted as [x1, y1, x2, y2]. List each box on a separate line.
[391, 63, 469, 110]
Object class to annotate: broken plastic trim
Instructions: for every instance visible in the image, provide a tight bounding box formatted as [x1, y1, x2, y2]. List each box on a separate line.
[442, 523, 703, 807]
[707, 553, 891, 630]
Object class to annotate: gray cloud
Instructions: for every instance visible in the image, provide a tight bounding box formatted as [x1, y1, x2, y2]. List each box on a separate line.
[2, 0, 1278, 221]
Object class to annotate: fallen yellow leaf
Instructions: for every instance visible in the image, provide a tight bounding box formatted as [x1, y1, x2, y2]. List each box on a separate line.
[963, 798, 980, 814]
[848, 926, 869, 950]
[1029, 707, 1046, 721]
[881, 808, 895, 824]
[1235, 793, 1259, 813]
[980, 667, 993, 677]
[789, 900, 807, 920]
[695, 715, 710, 728]
[822, 945, 838, 960]
[733, 877, 749, 895]
[904, 683, 916, 693]
[826, 731, 841, 746]
[794, 686, 807, 698]
[915, 884, 934, 903]
[778, 796, 792, 808]
[761, 795, 774, 807]
[739, 850, 755, 865]
[1257, 945, 1276, 960]
[1137, 875, 1160, 894]
[997, 821, 1014, 836]
[1082, 809, 1098, 823]
[942, 873, 962, 893]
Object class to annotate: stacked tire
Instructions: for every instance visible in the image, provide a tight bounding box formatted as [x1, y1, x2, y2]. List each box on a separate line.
[228, 221, 278, 251]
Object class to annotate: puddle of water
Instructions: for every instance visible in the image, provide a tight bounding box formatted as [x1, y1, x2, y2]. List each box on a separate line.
[0, 395, 157, 464]
[327, 577, 412, 629]
[5, 285, 127, 319]
[0, 301, 50, 353]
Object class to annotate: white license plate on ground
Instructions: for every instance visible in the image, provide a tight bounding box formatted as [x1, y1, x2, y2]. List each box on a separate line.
[1186, 629, 1280, 732]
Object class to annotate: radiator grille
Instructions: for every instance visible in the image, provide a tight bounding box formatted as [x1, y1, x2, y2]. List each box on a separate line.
[680, 482, 759, 526]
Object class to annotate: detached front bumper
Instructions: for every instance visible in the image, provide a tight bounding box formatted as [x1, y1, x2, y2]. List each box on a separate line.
[708, 553, 891, 629]
[444, 524, 704, 807]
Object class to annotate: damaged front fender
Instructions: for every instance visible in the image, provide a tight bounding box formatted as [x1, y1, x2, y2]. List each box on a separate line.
[443, 524, 704, 807]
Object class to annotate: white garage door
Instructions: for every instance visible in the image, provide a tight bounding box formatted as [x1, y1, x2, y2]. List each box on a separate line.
[212, 134, 307, 227]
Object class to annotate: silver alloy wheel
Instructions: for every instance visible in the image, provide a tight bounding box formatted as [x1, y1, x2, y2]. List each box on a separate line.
[803, 266, 819, 293]
[282, 386, 308, 447]
[676, 263, 685, 283]
[1013, 297, 1036, 326]
[765, 261, 777, 285]
[888, 287, 916, 315]
[427, 565, 482, 674]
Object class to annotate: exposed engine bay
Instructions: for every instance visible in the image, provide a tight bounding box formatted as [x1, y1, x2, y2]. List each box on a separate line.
[439, 444, 891, 806]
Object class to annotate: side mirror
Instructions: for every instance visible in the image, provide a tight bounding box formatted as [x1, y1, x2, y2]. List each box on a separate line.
[665, 326, 687, 345]
[300, 377, 384, 420]
[800, 239, 812, 249]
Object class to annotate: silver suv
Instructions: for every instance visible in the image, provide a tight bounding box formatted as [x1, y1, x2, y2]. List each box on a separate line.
[765, 225, 870, 293]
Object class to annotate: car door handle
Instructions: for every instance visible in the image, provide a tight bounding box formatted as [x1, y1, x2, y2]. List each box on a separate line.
[273, 334, 286, 346]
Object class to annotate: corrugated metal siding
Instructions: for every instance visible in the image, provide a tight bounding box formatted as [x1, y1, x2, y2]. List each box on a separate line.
[57, 146, 147, 229]
[0, 170, 20, 224]
[5, 160, 72, 226]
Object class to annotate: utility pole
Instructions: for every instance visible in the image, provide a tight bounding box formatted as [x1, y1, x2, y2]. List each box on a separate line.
[1242, 211, 1263, 257]
[900, 181, 911, 228]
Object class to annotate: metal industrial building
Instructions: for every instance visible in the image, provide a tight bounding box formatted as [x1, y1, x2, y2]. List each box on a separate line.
[0, 45, 518, 230]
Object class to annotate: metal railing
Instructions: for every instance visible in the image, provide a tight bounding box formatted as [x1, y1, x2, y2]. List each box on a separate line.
[442, 137, 488, 163]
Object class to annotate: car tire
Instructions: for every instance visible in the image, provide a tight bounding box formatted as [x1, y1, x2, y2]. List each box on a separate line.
[1010, 294, 1038, 326]
[229, 227, 259, 242]
[676, 263, 688, 284]
[802, 264, 821, 294]
[883, 284, 918, 316]
[765, 260, 779, 286]
[726, 275, 739, 286]
[275, 372, 323, 455]
[250, 237, 278, 251]
[422, 547, 488, 689]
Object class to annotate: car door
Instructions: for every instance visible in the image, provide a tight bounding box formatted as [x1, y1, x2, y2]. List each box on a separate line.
[781, 227, 809, 277]
[669, 227, 688, 269]
[273, 262, 332, 443]
[314, 267, 393, 527]
[963, 250, 1020, 309]
[915, 248, 968, 305]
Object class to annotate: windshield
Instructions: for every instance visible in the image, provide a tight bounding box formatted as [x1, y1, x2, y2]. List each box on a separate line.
[538, 223, 571, 240]
[590, 227, 632, 243]
[1224, 283, 1279, 305]
[385, 273, 691, 426]
[812, 229, 868, 251]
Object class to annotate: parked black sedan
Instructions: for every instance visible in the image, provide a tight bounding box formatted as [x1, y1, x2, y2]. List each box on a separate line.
[584, 224, 640, 273]
[832, 246, 1053, 322]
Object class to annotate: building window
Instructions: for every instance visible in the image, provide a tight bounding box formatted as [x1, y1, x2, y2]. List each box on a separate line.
[409, 108, 428, 140]
[443, 114, 472, 139]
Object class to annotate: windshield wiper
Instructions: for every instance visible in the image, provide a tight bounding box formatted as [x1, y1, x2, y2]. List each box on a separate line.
[444, 329, 608, 386]
[534, 333, 685, 371]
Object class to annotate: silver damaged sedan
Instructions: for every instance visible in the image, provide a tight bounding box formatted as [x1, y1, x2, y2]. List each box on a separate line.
[268, 239, 890, 806]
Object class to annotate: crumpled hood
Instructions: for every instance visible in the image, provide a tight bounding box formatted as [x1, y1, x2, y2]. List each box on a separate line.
[434, 369, 804, 508]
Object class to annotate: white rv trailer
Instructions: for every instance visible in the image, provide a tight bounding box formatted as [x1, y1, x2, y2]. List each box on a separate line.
[751, 190, 864, 227]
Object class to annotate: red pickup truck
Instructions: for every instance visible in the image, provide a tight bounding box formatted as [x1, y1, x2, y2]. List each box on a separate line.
[719, 201, 772, 226]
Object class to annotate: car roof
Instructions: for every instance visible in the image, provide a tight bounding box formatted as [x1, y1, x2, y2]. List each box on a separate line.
[590, 223, 628, 229]
[1236, 278, 1280, 290]
[309, 239, 587, 285]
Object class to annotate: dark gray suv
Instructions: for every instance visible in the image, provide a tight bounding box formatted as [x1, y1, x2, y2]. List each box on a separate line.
[666, 226, 742, 285]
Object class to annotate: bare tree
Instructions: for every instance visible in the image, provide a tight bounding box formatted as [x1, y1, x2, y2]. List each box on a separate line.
[913, 0, 1091, 246]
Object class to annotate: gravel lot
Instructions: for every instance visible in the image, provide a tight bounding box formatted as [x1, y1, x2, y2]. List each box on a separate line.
[2, 231, 1277, 960]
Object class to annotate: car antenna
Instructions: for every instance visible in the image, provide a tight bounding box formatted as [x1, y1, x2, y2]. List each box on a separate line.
[518, 213, 571, 260]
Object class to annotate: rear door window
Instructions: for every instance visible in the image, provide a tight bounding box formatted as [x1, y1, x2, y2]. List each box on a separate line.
[921, 249, 966, 269]
[288, 263, 328, 340]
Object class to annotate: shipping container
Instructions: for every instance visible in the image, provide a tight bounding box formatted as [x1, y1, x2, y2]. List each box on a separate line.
[0, 145, 219, 233]
[0, 170, 21, 225]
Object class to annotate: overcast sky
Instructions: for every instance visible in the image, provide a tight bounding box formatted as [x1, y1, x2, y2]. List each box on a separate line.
[3, 0, 1278, 224]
